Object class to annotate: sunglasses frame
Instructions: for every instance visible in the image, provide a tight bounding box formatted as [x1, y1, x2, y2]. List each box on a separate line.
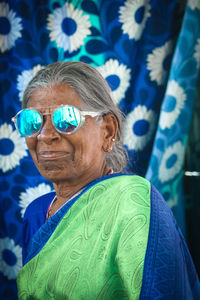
[12, 105, 101, 138]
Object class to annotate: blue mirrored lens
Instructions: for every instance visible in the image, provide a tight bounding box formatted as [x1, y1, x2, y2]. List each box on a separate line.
[53, 106, 81, 133]
[17, 110, 42, 137]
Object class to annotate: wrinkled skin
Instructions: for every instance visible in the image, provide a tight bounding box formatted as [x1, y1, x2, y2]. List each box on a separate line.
[26, 83, 118, 214]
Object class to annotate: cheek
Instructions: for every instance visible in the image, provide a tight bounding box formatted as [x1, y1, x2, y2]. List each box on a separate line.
[25, 138, 37, 160]
[75, 128, 104, 164]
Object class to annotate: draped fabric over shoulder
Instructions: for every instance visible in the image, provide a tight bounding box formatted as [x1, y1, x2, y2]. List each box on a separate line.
[17, 175, 200, 299]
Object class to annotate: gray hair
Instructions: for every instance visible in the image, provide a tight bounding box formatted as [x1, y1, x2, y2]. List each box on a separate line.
[22, 61, 128, 172]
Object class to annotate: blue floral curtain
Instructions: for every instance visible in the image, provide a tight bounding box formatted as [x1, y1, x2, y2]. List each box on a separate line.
[0, 0, 199, 299]
[146, 1, 200, 232]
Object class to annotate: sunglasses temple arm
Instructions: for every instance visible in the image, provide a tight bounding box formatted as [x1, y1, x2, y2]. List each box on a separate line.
[82, 111, 101, 118]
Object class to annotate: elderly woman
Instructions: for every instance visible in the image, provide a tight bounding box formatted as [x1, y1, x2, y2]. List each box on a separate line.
[14, 61, 199, 299]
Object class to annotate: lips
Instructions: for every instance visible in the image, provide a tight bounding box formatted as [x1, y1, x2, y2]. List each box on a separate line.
[37, 151, 70, 160]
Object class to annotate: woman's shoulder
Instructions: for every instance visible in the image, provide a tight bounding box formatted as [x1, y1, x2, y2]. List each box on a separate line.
[107, 173, 150, 187]
[109, 173, 151, 200]
[107, 173, 173, 219]
[97, 173, 152, 216]
[24, 191, 56, 220]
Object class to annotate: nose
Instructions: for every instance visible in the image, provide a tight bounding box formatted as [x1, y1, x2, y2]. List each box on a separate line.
[37, 116, 61, 142]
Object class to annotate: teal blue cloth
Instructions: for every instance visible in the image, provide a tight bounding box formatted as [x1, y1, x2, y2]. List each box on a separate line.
[146, 1, 200, 234]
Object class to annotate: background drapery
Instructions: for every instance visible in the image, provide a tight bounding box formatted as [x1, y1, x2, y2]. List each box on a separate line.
[0, 0, 199, 299]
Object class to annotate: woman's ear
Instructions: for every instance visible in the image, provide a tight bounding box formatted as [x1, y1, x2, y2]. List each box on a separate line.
[101, 114, 118, 152]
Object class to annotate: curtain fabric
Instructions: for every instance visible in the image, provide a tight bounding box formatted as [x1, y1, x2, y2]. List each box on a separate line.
[146, 0, 200, 233]
[0, 0, 199, 299]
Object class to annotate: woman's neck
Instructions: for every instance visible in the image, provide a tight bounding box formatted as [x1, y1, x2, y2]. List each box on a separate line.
[52, 164, 110, 209]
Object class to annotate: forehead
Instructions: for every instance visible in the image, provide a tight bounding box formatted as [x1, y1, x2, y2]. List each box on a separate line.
[27, 83, 84, 110]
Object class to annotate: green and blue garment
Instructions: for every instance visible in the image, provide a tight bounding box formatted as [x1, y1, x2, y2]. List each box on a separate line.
[17, 174, 200, 299]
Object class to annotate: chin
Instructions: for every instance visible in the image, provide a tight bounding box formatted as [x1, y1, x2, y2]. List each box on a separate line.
[38, 166, 75, 183]
[37, 165, 64, 180]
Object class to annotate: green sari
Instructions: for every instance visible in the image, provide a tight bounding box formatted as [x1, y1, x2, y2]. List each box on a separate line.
[17, 175, 151, 299]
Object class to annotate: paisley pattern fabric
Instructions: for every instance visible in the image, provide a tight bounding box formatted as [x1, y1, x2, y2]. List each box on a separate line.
[0, 0, 199, 299]
[17, 175, 151, 299]
[17, 174, 200, 299]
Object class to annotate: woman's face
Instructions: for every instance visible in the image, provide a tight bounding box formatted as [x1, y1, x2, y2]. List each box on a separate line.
[26, 84, 109, 185]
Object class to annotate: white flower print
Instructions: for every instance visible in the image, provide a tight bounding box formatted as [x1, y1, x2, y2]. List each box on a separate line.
[119, 0, 151, 40]
[159, 80, 186, 130]
[188, 0, 200, 10]
[47, 2, 91, 53]
[0, 237, 22, 279]
[19, 183, 52, 217]
[123, 105, 156, 151]
[194, 38, 200, 68]
[97, 59, 131, 105]
[158, 141, 185, 183]
[0, 123, 27, 173]
[147, 41, 173, 85]
[0, 2, 22, 53]
[17, 64, 43, 102]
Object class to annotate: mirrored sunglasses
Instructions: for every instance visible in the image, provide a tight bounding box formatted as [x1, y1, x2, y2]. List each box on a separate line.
[12, 105, 100, 138]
